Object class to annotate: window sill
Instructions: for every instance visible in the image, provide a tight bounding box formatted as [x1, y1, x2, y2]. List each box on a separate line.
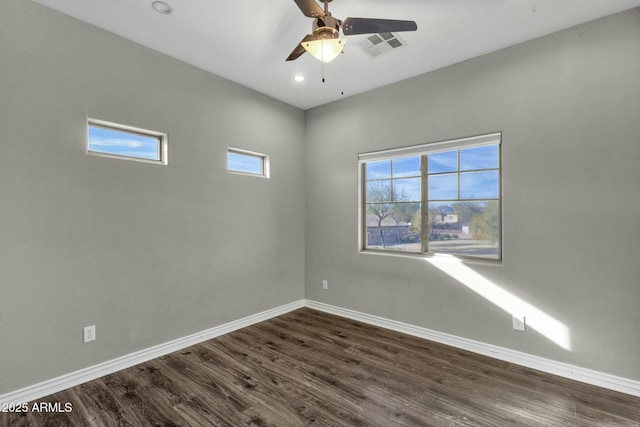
[358, 248, 503, 267]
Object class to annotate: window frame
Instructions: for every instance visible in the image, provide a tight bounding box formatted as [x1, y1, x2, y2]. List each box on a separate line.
[227, 147, 270, 178]
[87, 118, 168, 165]
[358, 132, 502, 263]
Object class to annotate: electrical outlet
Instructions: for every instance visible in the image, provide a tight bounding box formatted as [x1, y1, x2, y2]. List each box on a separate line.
[84, 325, 96, 343]
[512, 316, 526, 332]
[322, 280, 328, 290]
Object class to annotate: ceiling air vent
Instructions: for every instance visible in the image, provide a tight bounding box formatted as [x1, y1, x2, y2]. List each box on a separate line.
[358, 32, 407, 59]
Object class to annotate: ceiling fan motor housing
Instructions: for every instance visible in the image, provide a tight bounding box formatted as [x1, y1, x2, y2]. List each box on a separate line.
[313, 15, 342, 38]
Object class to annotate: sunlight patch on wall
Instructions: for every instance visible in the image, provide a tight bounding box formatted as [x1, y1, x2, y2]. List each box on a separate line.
[426, 257, 572, 350]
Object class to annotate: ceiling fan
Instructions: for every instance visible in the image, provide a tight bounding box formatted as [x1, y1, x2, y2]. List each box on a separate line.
[286, 0, 418, 63]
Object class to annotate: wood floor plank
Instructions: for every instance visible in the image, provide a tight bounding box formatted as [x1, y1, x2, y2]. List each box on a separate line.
[1, 308, 639, 426]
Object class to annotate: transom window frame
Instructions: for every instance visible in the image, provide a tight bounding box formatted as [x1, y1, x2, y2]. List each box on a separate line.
[358, 132, 502, 263]
[227, 147, 270, 178]
[87, 118, 168, 165]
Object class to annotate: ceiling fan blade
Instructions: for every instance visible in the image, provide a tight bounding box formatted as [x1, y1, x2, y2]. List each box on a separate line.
[342, 18, 417, 35]
[286, 34, 315, 61]
[293, 0, 325, 18]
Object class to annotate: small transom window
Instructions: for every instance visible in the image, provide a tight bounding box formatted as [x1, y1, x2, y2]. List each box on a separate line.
[227, 147, 270, 178]
[87, 119, 167, 164]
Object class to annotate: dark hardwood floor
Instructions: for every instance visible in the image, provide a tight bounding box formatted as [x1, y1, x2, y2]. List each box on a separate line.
[2, 308, 639, 426]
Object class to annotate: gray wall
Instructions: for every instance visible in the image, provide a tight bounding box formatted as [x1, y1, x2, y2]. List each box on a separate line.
[305, 8, 640, 380]
[0, 1, 305, 393]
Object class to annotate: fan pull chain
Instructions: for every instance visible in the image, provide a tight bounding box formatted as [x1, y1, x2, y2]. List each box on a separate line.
[321, 38, 326, 82]
[340, 50, 344, 95]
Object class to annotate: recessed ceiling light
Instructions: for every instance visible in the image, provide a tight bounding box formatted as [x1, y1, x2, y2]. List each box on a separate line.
[294, 75, 304, 82]
[152, 1, 173, 15]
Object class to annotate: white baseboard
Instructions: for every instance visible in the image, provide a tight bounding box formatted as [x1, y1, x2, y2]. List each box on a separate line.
[2, 297, 638, 404]
[305, 299, 640, 398]
[0, 299, 305, 405]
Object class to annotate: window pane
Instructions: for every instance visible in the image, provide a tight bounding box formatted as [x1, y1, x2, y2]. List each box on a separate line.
[392, 156, 421, 178]
[428, 201, 499, 259]
[460, 145, 498, 171]
[88, 125, 160, 161]
[428, 150, 457, 173]
[366, 159, 392, 180]
[365, 202, 421, 252]
[366, 180, 392, 203]
[460, 171, 499, 199]
[393, 178, 421, 202]
[428, 174, 458, 200]
[228, 152, 263, 174]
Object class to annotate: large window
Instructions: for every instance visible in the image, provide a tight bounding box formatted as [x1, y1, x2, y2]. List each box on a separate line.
[88, 119, 167, 165]
[360, 133, 501, 261]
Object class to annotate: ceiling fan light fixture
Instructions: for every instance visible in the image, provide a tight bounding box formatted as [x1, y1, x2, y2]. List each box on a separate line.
[302, 38, 346, 63]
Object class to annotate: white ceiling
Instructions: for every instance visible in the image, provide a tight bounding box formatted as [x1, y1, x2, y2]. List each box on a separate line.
[33, 0, 640, 110]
